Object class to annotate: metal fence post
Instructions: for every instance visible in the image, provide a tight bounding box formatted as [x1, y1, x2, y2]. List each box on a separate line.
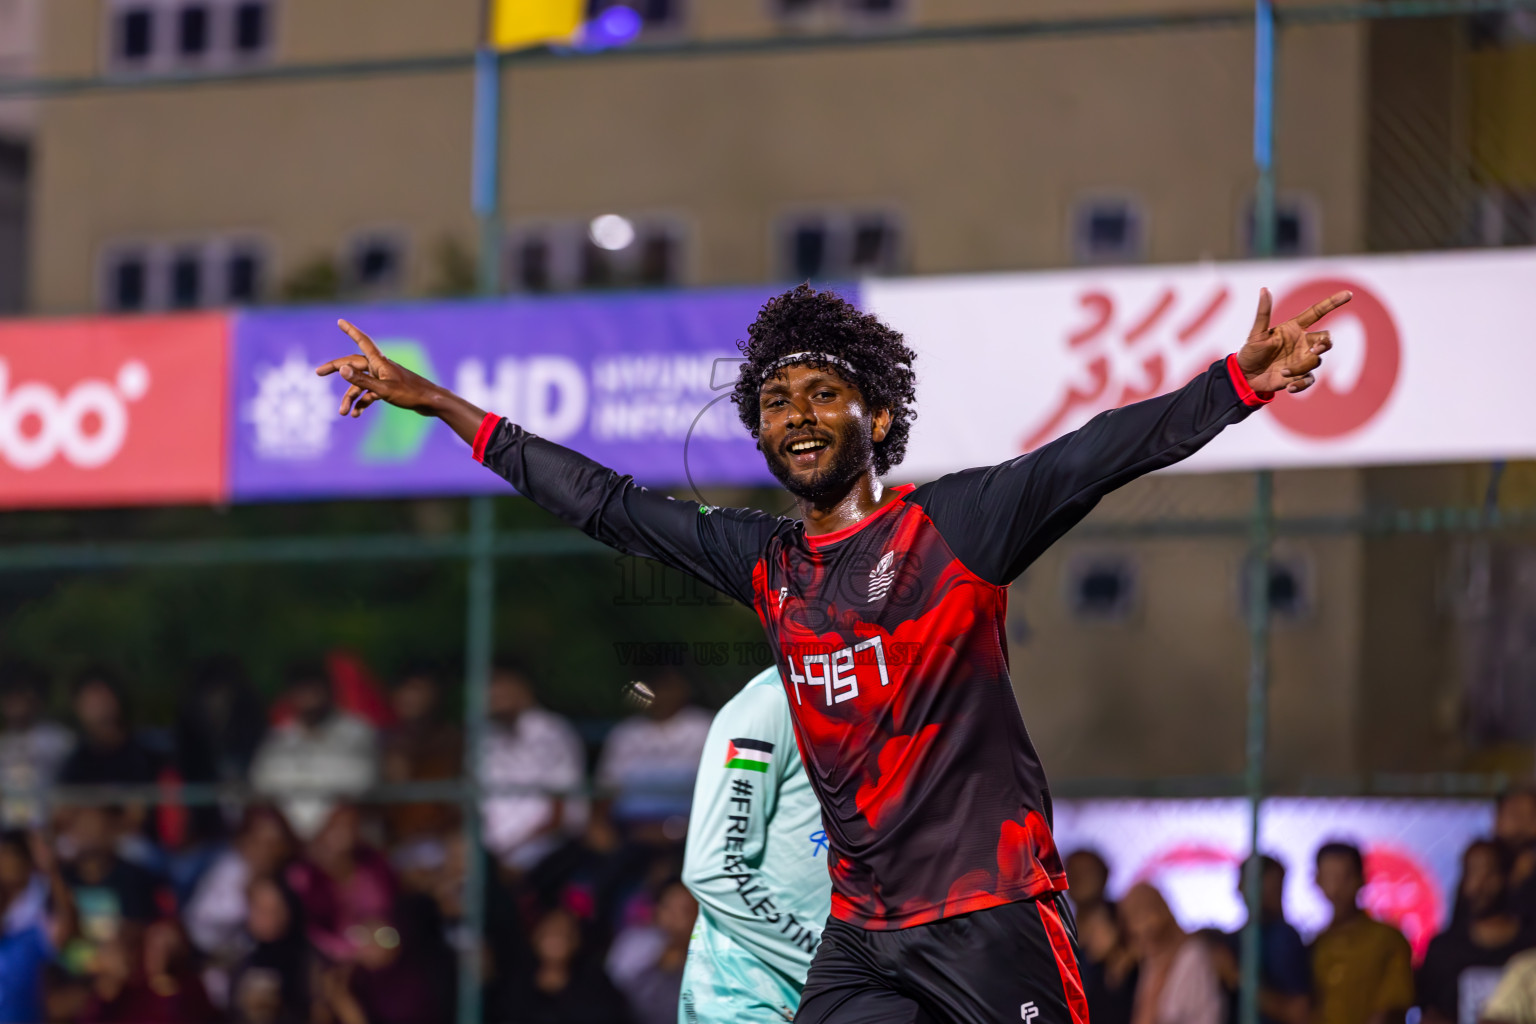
[472, 45, 503, 295]
[1253, 0, 1277, 260]
[1242, 6, 1279, 1018]
[1240, 469, 1275, 1024]
[463, 8, 504, 1017]
[458, 496, 497, 1024]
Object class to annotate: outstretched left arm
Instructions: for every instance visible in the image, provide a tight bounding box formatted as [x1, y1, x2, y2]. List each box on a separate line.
[1236, 286, 1349, 395]
[912, 288, 1350, 586]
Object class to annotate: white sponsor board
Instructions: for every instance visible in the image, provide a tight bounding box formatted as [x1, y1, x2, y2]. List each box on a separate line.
[863, 248, 1536, 477]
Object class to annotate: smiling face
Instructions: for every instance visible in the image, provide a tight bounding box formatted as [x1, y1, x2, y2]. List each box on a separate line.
[757, 363, 891, 503]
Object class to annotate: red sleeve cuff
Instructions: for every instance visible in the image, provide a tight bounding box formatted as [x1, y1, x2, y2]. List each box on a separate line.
[471, 412, 501, 464]
[1225, 353, 1274, 408]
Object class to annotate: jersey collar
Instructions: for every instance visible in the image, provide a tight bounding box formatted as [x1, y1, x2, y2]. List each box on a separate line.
[803, 484, 915, 547]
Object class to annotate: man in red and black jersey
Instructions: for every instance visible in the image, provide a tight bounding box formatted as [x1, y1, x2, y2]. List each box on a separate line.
[317, 282, 1348, 1024]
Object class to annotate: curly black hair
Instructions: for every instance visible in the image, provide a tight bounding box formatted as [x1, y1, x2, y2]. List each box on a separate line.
[731, 284, 917, 476]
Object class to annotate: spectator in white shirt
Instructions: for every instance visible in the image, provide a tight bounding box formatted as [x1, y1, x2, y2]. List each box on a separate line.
[184, 806, 297, 966]
[595, 671, 712, 841]
[249, 663, 379, 841]
[480, 664, 588, 871]
[0, 663, 72, 829]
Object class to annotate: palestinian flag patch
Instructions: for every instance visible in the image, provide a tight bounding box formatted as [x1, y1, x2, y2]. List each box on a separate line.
[725, 738, 774, 773]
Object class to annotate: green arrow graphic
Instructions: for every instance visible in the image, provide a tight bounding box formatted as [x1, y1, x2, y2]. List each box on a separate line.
[359, 341, 437, 463]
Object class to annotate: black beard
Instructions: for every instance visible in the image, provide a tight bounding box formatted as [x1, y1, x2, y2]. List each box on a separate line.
[763, 426, 874, 504]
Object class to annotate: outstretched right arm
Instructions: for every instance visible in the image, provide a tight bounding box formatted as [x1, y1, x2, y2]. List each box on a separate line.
[316, 320, 775, 606]
[316, 319, 492, 441]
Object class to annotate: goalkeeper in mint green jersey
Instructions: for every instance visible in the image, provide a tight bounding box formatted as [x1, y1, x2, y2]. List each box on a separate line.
[680, 667, 831, 1023]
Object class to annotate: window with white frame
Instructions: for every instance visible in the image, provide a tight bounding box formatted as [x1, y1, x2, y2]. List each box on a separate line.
[113, 5, 157, 68]
[786, 219, 829, 280]
[1244, 193, 1321, 258]
[506, 215, 688, 292]
[1471, 10, 1536, 48]
[167, 244, 205, 308]
[1237, 552, 1313, 622]
[508, 227, 565, 293]
[103, 245, 153, 312]
[100, 236, 269, 311]
[106, 0, 274, 75]
[769, 0, 905, 25]
[1072, 195, 1146, 265]
[1064, 553, 1139, 623]
[774, 0, 821, 16]
[175, 3, 211, 61]
[231, 0, 272, 57]
[776, 209, 901, 280]
[845, 0, 900, 17]
[1476, 190, 1536, 248]
[348, 233, 406, 297]
[224, 241, 265, 303]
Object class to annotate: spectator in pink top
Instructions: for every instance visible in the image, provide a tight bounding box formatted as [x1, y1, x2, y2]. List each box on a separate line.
[284, 805, 397, 964]
[1122, 882, 1223, 1024]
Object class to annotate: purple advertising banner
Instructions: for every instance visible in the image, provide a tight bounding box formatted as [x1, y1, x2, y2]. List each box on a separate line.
[230, 287, 833, 502]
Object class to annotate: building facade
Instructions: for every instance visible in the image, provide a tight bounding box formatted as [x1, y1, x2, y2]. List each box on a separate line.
[0, 0, 39, 313]
[28, 0, 1375, 316]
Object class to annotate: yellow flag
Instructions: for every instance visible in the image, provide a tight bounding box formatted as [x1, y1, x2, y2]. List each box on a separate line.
[490, 0, 585, 51]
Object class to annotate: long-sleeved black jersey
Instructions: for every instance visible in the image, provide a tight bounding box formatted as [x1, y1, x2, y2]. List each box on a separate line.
[472, 355, 1271, 930]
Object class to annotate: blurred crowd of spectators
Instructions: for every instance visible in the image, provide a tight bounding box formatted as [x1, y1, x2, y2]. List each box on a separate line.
[1069, 789, 1536, 1024]
[14, 654, 1536, 1024]
[0, 657, 712, 1024]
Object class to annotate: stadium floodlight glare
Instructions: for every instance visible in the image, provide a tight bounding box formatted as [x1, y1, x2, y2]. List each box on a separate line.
[589, 213, 637, 251]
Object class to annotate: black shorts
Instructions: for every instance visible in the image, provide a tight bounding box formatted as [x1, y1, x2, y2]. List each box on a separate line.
[794, 893, 1089, 1024]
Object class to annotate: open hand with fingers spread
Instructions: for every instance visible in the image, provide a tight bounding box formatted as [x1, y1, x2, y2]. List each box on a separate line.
[1236, 287, 1351, 396]
[316, 319, 489, 444]
[315, 319, 442, 417]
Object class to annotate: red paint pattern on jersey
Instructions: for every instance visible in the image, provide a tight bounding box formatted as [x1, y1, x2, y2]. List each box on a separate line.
[754, 488, 1067, 930]
[855, 724, 941, 831]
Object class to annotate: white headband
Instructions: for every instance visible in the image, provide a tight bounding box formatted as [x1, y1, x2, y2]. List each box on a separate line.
[766, 351, 857, 378]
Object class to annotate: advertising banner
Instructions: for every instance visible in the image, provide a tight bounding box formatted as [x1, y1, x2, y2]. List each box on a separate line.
[229, 288, 798, 502]
[1052, 797, 1492, 960]
[0, 314, 228, 509]
[864, 248, 1536, 479]
[4, 247, 1529, 510]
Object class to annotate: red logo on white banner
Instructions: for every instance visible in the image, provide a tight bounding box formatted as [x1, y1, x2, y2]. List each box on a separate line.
[1269, 278, 1401, 439]
[1022, 278, 1402, 452]
[1021, 285, 1231, 453]
[1360, 844, 1441, 963]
